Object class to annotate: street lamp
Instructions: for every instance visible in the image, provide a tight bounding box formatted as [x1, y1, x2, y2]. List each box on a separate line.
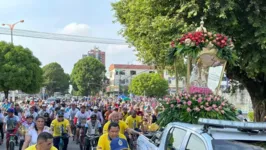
[2, 20, 24, 102]
[2, 19, 24, 44]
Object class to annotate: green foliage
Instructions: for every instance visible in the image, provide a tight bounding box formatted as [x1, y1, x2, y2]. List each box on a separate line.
[157, 93, 238, 127]
[129, 73, 168, 97]
[0, 41, 43, 97]
[112, 0, 266, 121]
[70, 57, 105, 96]
[248, 111, 254, 122]
[112, 0, 191, 73]
[42, 62, 69, 96]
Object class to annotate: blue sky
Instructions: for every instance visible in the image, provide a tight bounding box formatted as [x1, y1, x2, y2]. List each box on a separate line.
[0, 0, 138, 74]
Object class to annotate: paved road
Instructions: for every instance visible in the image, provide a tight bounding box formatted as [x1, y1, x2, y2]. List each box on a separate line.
[0, 137, 79, 150]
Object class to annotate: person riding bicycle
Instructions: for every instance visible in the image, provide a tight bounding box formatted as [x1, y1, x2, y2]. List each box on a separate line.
[51, 111, 73, 150]
[43, 112, 52, 127]
[91, 106, 104, 124]
[3, 108, 21, 150]
[125, 110, 142, 130]
[103, 112, 141, 136]
[19, 115, 35, 150]
[74, 104, 91, 143]
[85, 114, 101, 148]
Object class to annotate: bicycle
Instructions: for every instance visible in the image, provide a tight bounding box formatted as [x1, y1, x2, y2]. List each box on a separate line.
[70, 120, 76, 141]
[84, 134, 100, 150]
[8, 133, 16, 150]
[79, 126, 86, 150]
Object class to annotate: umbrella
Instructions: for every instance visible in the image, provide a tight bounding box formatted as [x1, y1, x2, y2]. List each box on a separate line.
[118, 95, 126, 99]
[122, 97, 131, 101]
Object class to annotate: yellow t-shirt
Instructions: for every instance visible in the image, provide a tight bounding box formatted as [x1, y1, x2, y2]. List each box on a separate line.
[103, 121, 128, 134]
[25, 144, 57, 150]
[125, 115, 142, 129]
[97, 133, 127, 150]
[122, 112, 129, 121]
[51, 119, 70, 137]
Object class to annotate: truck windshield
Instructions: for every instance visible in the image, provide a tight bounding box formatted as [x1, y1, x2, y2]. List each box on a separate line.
[212, 140, 266, 150]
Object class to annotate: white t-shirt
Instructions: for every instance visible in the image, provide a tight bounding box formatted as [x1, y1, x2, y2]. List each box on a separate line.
[0, 113, 4, 123]
[75, 111, 91, 126]
[69, 108, 79, 120]
[26, 126, 51, 145]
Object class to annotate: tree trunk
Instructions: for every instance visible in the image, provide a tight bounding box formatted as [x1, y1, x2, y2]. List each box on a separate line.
[4, 90, 8, 99]
[245, 79, 266, 122]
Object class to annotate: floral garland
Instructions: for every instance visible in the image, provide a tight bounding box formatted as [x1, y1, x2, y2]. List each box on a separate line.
[157, 93, 238, 126]
[169, 31, 237, 64]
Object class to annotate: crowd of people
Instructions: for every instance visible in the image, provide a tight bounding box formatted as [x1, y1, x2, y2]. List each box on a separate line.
[0, 97, 161, 150]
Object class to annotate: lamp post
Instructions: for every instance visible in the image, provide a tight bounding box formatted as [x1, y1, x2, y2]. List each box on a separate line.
[2, 20, 24, 102]
[2, 20, 24, 44]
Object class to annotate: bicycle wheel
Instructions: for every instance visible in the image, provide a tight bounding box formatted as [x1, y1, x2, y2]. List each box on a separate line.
[59, 138, 64, 150]
[9, 141, 15, 150]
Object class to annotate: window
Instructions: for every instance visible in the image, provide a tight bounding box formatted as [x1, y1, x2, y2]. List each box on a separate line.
[166, 128, 186, 150]
[120, 79, 126, 84]
[130, 70, 136, 75]
[186, 134, 206, 150]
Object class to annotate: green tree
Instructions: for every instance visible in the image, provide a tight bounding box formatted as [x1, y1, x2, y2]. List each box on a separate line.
[129, 73, 168, 97]
[112, 0, 188, 91]
[0, 41, 43, 98]
[113, 0, 266, 121]
[42, 62, 70, 96]
[70, 57, 105, 96]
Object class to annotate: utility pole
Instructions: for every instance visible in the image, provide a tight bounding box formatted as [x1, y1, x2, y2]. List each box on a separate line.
[2, 20, 24, 102]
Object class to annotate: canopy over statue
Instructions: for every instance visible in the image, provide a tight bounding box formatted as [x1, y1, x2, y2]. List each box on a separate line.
[169, 17, 236, 95]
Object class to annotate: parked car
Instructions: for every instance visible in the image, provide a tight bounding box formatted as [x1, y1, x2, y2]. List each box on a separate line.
[137, 118, 266, 150]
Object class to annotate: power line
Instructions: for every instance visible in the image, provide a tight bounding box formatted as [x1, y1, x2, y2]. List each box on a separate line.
[0, 27, 128, 45]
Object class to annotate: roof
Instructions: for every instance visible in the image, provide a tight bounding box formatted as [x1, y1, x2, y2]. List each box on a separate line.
[169, 122, 266, 141]
[109, 64, 154, 71]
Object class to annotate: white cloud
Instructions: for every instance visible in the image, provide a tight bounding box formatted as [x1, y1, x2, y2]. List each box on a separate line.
[58, 23, 91, 36]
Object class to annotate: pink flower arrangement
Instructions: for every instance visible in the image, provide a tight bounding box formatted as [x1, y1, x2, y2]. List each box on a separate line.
[189, 86, 213, 95]
[159, 93, 238, 125]
[197, 97, 202, 103]
[187, 101, 192, 106]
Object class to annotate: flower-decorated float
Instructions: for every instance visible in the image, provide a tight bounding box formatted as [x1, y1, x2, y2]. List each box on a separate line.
[158, 18, 238, 126]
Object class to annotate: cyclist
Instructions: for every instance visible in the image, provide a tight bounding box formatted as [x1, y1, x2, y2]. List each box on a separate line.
[19, 115, 35, 150]
[69, 102, 79, 140]
[125, 110, 142, 130]
[91, 106, 104, 124]
[38, 104, 51, 117]
[51, 111, 73, 150]
[43, 112, 52, 127]
[103, 112, 141, 135]
[26, 107, 38, 121]
[97, 122, 129, 150]
[0, 109, 4, 145]
[3, 108, 21, 150]
[122, 107, 129, 121]
[74, 105, 91, 143]
[84, 114, 101, 148]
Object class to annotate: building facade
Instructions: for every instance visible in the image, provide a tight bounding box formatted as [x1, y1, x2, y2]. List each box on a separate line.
[106, 64, 156, 94]
[82, 47, 106, 66]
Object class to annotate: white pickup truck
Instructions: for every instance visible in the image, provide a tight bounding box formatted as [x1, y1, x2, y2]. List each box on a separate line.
[137, 118, 266, 150]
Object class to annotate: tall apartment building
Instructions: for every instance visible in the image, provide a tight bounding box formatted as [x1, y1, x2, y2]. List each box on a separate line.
[82, 47, 106, 66]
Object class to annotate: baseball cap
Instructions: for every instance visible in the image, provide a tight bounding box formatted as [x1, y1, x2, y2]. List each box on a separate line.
[93, 106, 98, 110]
[110, 138, 128, 150]
[7, 108, 14, 113]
